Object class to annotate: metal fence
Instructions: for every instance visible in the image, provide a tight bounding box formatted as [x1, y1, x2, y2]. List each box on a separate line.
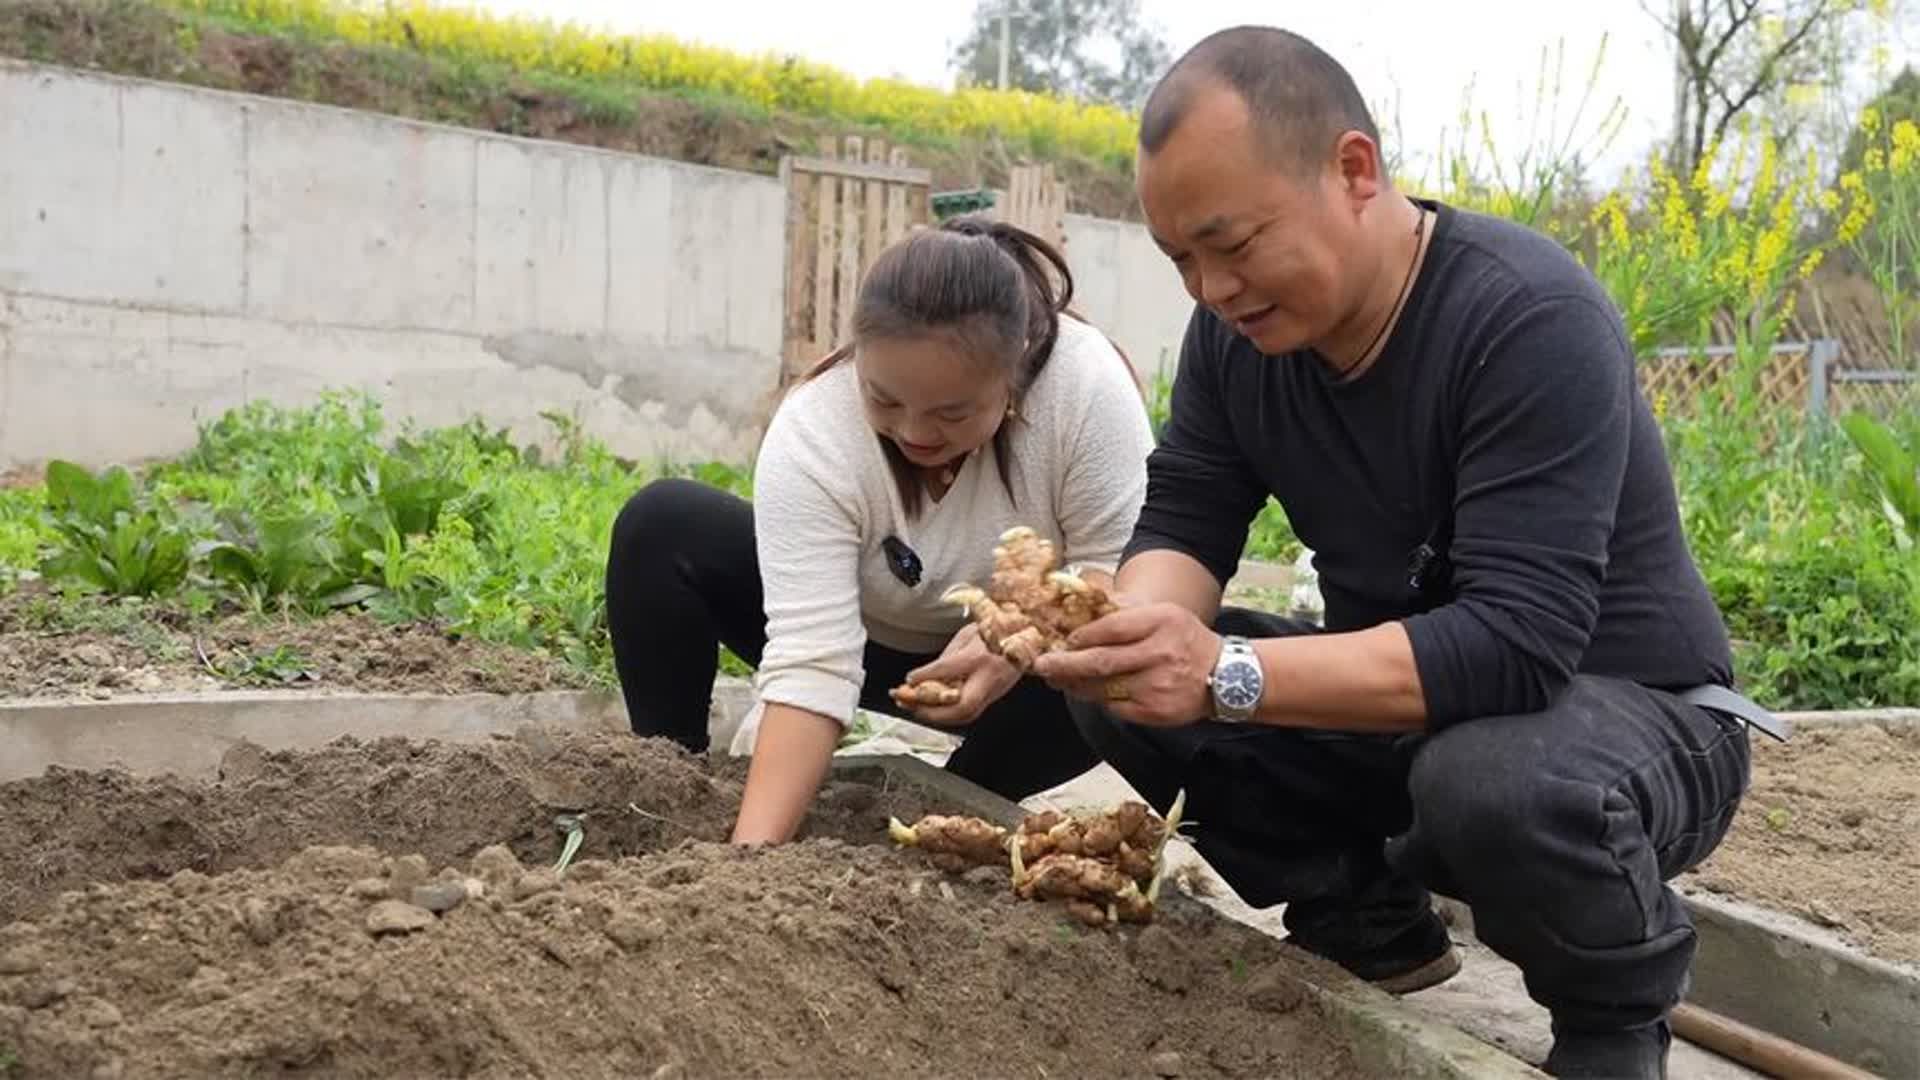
[1638, 339, 1917, 429]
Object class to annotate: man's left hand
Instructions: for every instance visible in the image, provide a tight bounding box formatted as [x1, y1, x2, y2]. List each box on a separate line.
[1031, 602, 1223, 726]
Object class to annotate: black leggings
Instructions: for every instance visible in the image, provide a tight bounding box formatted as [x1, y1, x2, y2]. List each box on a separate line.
[603, 476, 1099, 801]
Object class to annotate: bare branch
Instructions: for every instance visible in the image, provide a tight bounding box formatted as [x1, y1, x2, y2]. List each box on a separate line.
[1709, 0, 1833, 146]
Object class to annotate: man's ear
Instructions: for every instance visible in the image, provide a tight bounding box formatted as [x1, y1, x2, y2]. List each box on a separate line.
[1332, 130, 1385, 208]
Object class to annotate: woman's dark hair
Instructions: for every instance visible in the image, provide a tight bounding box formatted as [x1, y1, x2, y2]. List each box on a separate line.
[802, 214, 1077, 519]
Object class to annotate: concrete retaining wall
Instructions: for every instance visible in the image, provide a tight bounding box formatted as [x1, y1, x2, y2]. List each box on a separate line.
[0, 60, 1198, 472]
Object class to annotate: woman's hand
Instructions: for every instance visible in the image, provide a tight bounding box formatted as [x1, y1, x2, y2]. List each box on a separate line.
[900, 624, 1022, 728]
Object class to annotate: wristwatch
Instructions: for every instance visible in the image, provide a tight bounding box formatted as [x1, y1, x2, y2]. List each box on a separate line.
[1208, 635, 1264, 724]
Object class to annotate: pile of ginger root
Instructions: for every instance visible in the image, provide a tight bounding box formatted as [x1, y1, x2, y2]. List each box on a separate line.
[888, 525, 1119, 711]
[886, 790, 1187, 928]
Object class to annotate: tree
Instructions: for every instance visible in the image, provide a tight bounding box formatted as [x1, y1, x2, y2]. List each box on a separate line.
[1644, 0, 1897, 174]
[949, 0, 1172, 111]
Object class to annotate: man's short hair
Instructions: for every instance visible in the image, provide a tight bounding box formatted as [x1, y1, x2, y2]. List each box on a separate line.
[1139, 26, 1382, 176]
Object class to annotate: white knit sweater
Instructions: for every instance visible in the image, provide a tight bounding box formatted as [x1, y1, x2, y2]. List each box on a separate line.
[747, 315, 1156, 731]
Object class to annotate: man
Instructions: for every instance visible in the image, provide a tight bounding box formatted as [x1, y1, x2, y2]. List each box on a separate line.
[1030, 25, 1782, 1080]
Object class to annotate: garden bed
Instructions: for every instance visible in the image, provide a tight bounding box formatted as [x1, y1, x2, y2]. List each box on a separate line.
[0, 584, 591, 700]
[0, 729, 1500, 1079]
[1681, 717, 1920, 970]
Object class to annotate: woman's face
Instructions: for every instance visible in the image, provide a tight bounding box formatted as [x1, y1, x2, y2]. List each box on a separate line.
[854, 335, 1012, 469]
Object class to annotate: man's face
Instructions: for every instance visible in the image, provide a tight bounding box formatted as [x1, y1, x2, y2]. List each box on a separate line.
[1137, 83, 1372, 357]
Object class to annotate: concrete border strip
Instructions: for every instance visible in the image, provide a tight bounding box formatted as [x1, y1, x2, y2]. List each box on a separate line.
[0, 681, 754, 784]
[1680, 890, 1919, 1078]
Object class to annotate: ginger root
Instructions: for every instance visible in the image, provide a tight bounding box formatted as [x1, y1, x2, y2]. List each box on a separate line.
[941, 526, 1118, 670]
[886, 790, 1187, 927]
[1014, 852, 1155, 927]
[887, 813, 1009, 873]
[1012, 801, 1167, 885]
[889, 679, 961, 709]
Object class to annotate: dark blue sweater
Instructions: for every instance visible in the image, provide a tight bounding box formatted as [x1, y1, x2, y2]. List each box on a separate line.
[1126, 200, 1736, 727]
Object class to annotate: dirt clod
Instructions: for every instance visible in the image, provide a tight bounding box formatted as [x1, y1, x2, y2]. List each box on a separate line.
[365, 899, 435, 935]
[513, 868, 561, 901]
[1151, 1049, 1187, 1077]
[1246, 965, 1310, 1015]
[410, 881, 469, 914]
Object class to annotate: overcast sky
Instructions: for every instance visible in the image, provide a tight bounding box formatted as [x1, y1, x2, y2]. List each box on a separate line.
[468, 0, 1913, 189]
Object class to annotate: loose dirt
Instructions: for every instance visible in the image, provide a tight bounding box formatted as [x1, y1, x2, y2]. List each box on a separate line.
[0, 730, 1367, 1078]
[1682, 720, 1920, 968]
[0, 585, 590, 699]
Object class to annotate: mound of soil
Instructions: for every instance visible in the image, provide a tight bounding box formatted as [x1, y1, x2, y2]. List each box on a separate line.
[1682, 720, 1920, 967]
[0, 586, 591, 699]
[0, 730, 914, 928]
[0, 731, 1367, 1078]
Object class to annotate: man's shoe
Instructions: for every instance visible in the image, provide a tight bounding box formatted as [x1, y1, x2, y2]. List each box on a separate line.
[1300, 909, 1463, 995]
[1542, 1019, 1672, 1079]
[1368, 943, 1463, 995]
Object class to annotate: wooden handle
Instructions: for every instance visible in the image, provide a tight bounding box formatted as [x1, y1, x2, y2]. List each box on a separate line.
[1671, 1002, 1881, 1079]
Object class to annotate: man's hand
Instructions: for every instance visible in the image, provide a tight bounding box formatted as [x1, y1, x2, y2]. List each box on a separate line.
[902, 624, 1022, 728]
[1030, 601, 1224, 727]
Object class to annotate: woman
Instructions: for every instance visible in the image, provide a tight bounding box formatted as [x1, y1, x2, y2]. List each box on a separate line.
[604, 215, 1155, 845]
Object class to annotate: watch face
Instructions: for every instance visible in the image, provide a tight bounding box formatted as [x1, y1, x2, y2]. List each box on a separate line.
[1216, 660, 1262, 711]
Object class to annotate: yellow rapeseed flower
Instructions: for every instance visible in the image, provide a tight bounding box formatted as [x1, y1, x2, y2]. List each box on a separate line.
[1891, 119, 1919, 175]
[153, 0, 1142, 164]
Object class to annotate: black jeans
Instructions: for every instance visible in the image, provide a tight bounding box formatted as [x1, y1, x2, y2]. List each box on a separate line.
[604, 477, 1099, 801]
[1068, 608, 1751, 1034]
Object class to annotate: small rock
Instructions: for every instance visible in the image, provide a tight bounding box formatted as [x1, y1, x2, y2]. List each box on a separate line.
[130, 669, 169, 693]
[410, 882, 468, 915]
[386, 854, 432, 892]
[1149, 1050, 1185, 1078]
[649, 1062, 685, 1080]
[461, 877, 486, 900]
[514, 869, 562, 901]
[82, 998, 124, 1028]
[1245, 966, 1308, 1014]
[1806, 900, 1849, 929]
[347, 877, 391, 901]
[238, 898, 279, 945]
[72, 643, 116, 668]
[0, 950, 37, 976]
[605, 912, 661, 951]
[471, 845, 524, 890]
[88, 688, 113, 700]
[365, 900, 435, 936]
[1839, 807, 1867, 828]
